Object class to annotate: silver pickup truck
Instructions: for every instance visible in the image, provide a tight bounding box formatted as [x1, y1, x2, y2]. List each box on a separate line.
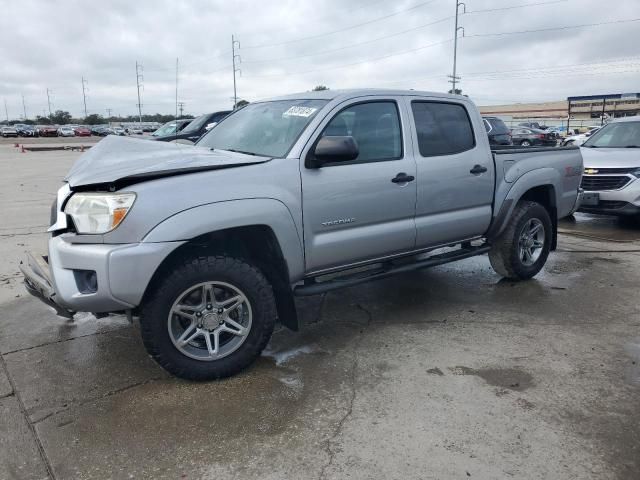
[20, 89, 583, 380]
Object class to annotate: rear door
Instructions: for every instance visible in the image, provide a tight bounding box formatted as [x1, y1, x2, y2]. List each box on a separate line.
[300, 97, 417, 273]
[406, 97, 494, 248]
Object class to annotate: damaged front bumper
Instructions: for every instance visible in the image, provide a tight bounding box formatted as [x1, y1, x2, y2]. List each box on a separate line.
[20, 252, 76, 318]
[19, 235, 183, 319]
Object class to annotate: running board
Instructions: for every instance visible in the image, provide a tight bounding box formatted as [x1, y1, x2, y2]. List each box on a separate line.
[294, 245, 491, 297]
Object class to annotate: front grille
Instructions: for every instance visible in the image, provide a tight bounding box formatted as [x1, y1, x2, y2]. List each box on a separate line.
[581, 175, 632, 191]
[584, 167, 638, 175]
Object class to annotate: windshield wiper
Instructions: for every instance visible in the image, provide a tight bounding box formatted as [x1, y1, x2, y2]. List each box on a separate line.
[222, 148, 259, 156]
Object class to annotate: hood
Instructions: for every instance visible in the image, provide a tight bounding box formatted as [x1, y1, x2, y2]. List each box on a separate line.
[580, 146, 640, 169]
[65, 135, 271, 188]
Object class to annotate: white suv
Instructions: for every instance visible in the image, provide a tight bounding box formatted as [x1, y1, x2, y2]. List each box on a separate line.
[578, 116, 640, 217]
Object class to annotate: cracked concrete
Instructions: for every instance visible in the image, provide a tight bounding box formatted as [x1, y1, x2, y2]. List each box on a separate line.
[0, 145, 639, 479]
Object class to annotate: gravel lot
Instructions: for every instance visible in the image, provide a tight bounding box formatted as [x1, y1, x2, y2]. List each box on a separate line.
[0, 145, 639, 479]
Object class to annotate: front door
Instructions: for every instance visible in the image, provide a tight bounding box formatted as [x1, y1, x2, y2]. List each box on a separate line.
[300, 99, 417, 273]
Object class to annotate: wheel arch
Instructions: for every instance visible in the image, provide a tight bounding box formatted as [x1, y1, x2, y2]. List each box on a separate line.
[489, 170, 560, 250]
[140, 199, 304, 331]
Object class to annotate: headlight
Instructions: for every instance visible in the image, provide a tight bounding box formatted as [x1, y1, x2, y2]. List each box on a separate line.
[64, 192, 136, 234]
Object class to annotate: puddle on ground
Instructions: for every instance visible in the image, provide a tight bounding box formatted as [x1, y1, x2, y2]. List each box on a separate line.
[261, 344, 325, 366]
[449, 366, 534, 391]
[559, 213, 640, 243]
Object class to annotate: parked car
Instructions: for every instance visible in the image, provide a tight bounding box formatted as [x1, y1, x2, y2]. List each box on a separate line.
[1, 126, 19, 137]
[20, 89, 582, 381]
[561, 126, 601, 147]
[16, 125, 37, 137]
[482, 116, 512, 146]
[36, 125, 58, 137]
[577, 116, 640, 217]
[58, 126, 76, 137]
[90, 125, 111, 136]
[74, 126, 91, 137]
[151, 119, 192, 139]
[510, 127, 557, 147]
[519, 122, 546, 130]
[127, 125, 144, 135]
[151, 111, 231, 143]
[112, 127, 126, 136]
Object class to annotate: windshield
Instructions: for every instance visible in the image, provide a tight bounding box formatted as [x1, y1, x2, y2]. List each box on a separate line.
[182, 114, 210, 134]
[583, 121, 640, 148]
[198, 99, 328, 157]
[153, 122, 178, 137]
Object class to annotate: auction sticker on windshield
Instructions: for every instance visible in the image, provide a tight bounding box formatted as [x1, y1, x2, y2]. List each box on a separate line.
[283, 106, 318, 118]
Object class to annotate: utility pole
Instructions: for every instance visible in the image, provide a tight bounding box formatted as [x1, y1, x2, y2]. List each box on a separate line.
[175, 57, 179, 120]
[135, 61, 144, 123]
[4, 99, 8, 123]
[231, 35, 241, 109]
[448, 0, 465, 94]
[46, 88, 53, 119]
[81, 76, 89, 119]
[178, 102, 185, 117]
[22, 94, 27, 120]
[106, 108, 112, 119]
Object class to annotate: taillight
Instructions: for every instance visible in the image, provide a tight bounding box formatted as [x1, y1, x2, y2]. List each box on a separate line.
[537, 134, 545, 139]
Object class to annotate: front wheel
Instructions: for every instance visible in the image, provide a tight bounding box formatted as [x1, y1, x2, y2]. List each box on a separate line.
[140, 255, 276, 380]
[520, 140, 531, 147]
[489, 201, 552, 280]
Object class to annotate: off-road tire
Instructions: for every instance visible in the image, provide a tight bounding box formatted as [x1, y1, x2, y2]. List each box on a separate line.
[140, 255, 276, 381]
[489, 201, 552, 280]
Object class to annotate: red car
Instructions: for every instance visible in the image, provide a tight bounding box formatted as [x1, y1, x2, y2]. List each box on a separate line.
[74, 127, 91, 137]
[37, 125, 58, 137]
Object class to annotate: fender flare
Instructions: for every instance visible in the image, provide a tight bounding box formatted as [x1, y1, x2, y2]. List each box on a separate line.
[143, 198, 305, 282]
[488, 168, 560, 240]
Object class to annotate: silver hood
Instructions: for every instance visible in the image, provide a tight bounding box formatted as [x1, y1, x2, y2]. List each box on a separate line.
[580, 146, 640, 169]
[65, 135, 271, 188]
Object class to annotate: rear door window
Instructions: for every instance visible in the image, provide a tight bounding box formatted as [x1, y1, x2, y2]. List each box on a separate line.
[411, 101, 475, 157]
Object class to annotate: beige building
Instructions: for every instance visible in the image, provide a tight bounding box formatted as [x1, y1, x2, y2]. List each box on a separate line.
[479, 93, 640, 132]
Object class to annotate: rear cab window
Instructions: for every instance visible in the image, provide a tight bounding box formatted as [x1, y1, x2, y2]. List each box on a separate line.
[411, 101, 475, 157]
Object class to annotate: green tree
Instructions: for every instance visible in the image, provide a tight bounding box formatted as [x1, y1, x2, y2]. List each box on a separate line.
[312, 85, 329, 91]
[85, 113, 105, 125]
[234, 99, 249, 109]
[50, 110, 72, 124]
[447, 88, 462, 95]
[35, 115, 51, 125]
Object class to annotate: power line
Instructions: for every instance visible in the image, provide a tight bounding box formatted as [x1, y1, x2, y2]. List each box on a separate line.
[465, 0, 568, 15]
[466, 17, 640, 38]
[241, 0, 440, 49]
[243, 38, 453, 78]
[242, 15, 454, 65]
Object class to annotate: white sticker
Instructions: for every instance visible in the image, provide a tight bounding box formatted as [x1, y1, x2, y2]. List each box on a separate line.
[283, 106, 318, 118]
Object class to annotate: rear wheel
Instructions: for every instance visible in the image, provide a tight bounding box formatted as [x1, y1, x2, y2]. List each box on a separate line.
[489, 201, 552, 280]
[140, 255, 276, 380]
[520, 140, 532, 147]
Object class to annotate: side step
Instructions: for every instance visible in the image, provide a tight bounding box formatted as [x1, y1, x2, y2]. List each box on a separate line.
[294, 244, 491, 297]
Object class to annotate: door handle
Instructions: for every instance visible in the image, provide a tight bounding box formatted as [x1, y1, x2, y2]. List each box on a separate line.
[470, 164, 488, 175]
[391, 172, 415, 184]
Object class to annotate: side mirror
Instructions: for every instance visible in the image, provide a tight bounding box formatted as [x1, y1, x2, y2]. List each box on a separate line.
[308, 136, 359, 168]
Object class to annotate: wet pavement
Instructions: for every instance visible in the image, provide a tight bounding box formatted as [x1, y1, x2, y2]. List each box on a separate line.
[1, 145, 639, 479]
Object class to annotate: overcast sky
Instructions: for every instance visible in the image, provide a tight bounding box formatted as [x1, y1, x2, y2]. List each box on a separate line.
[1, 0, 639, 119]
